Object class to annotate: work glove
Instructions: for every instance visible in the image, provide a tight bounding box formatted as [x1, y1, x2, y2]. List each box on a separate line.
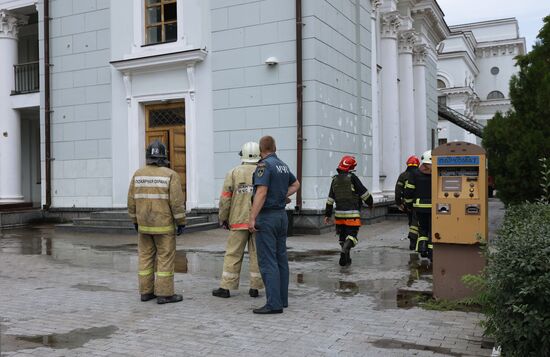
[176, 225, 185, 236]
[221, 221, 230, 230]
[133, 223, 138, 232]
[365, 195, 374, 209]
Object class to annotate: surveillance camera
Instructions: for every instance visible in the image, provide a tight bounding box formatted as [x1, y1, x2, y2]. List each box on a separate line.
[265, 56, 279, 66]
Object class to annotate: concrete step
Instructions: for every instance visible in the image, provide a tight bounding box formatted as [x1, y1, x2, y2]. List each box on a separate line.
[56, 221, 219, 235]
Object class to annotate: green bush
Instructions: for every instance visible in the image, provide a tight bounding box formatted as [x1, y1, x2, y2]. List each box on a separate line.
[484, 203, 550, 356]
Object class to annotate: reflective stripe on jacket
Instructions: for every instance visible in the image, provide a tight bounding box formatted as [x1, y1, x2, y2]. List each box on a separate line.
[325, 172, 372, 225]
[127, 165, 186, 234]
[219, 163, 256, 231]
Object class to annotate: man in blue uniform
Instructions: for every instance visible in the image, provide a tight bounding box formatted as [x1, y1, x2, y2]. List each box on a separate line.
[249, 136, 300, 314]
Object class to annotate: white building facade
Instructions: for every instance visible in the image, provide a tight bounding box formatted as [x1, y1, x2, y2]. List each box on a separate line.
[437, 18, 525, 144]
[0, 0, 519, 230]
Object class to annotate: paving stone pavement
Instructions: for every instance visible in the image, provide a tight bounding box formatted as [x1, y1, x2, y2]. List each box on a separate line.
[0, 216, 495, 357]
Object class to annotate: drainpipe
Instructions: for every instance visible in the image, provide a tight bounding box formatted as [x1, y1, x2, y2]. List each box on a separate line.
[295, 0, 303, 211]
[43, 0, 52, 209]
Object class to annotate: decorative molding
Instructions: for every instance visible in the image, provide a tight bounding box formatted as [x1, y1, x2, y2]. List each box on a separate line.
[398, 30, 417, 54]
[413, 44, 427, 65]
[371, 0, 382, 12]
[186, 64, 196, 101]
[380, 12, 402, 39]
[122, 74, 132, 104]
[0, 10, 28, 40]
[410, 7, 448, 43]
[476, 43, 522, 58]
[110, 49, 207, 74]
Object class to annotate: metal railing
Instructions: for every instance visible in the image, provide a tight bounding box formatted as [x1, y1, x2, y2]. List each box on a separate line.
[13, 61, 39, 94]
[438, 103, 484, 138]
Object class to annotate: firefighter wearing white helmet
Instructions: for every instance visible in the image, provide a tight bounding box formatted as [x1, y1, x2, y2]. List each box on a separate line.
[404, 150, 433, 260]
[212, 141, 264, 298]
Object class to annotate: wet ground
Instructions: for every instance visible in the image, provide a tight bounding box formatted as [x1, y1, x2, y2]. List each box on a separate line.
[0, 200, 505, 356]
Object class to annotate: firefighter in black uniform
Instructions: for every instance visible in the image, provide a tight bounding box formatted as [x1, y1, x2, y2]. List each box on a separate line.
[324, 155, 373, 266]
[395, 155, 420, 250]
[404, 150, 433, 260]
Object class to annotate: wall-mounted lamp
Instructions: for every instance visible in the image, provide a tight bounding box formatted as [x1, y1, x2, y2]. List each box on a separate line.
[265, 56, 279, 66]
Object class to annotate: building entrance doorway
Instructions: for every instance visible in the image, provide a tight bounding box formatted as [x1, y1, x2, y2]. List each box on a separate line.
[145, 101, 186, 202]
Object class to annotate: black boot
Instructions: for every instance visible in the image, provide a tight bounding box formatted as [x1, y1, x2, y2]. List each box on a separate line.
[249, 289, 259, 298]
[418, 240, 428, 258]
[157, 294, 183, 304]
[212, 287, 230, 298]
[342, 239, 354, 266]
[140, 293, 156, 302]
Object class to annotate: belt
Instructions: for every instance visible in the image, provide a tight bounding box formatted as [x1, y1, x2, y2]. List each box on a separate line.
[260, 207, 285, 213]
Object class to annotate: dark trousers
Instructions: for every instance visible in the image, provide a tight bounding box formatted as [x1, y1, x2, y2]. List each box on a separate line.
[255, 210, 289, 310]
[336, 225, 360, 246]
[407, 210, 419, 249]
[415, 210, 432, 258]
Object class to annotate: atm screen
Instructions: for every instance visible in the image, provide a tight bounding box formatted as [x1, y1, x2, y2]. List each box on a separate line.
[438, 167, 479, 177]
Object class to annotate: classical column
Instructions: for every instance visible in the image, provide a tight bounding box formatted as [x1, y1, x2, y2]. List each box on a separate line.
[380, 11, 401, 192]
[370, 0, 382, 194]
[413, 44, 428, 154]
[398, 30, 417, 163]
[0, 11, 27, 202]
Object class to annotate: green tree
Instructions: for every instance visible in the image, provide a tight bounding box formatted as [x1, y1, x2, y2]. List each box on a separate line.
[483, 15, 550, 205]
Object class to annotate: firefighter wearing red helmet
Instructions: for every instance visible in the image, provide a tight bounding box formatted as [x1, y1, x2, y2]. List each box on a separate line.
[395, 155, 420, 250]
[324, 155, 373, 266]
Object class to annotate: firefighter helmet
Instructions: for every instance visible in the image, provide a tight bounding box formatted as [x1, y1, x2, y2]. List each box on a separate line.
[406, 155, 420, 167]
[239, 142, 260, 163]
[420, 150, 432, 165]
[146, 140, 169, 166]
[338, 155, 357, 172]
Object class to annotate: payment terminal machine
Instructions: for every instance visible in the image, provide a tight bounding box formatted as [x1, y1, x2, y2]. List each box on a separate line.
[431, 142, 488, 300]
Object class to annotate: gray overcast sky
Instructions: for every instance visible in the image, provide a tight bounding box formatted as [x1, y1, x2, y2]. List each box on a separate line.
[437, 0, 549, 50]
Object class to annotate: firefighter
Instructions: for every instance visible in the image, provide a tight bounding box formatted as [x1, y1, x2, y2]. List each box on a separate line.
[404, 150, 433, 261]
[127, 140, 186, 304]
[395, 155, 420, 250]
[324, 155, 373, 266]
[212, 142, 264, 299]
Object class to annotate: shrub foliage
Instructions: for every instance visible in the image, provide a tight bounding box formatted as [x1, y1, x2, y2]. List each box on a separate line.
[482, 15, 550, 205]
[484, 203, 550, 356]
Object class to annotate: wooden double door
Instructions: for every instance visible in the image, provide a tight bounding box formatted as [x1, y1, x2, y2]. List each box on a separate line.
[145, 102, 186, 201]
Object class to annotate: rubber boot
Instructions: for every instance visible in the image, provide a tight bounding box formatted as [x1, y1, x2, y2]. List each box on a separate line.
[140, 293, 156, 302]
[342, 239, 354, 266]
[157, 294, 183, 304]
[339, 241, 346, 266]
[212, 288, 230, 298]
[417, 240, 428, 258]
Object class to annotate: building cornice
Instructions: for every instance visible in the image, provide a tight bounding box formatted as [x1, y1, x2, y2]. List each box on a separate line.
[0, 10, 28, 40]
[110, 48, 207, 74]
[476, 38, 526, 57]
[410, 1, 449, 43]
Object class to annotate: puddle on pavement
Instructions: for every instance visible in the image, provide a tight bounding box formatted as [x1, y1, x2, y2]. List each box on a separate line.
[1, 227, 433, 310]
[71, 284, 126, 293]
[1, 325, 118, 352]
[371, 338, 462, 356]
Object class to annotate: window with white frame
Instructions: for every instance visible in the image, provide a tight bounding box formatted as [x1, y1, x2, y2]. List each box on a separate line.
[487, 91, 505, 100]
[144, 0, 177, 45]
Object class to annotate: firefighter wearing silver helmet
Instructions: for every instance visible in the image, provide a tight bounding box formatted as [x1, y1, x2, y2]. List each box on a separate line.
[212, 141, 264, 298]
[128, 140, 186, 304]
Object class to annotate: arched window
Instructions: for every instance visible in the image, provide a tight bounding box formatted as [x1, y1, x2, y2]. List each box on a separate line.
[437, 79, 446, 89]
[487, 91, 505, 100]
